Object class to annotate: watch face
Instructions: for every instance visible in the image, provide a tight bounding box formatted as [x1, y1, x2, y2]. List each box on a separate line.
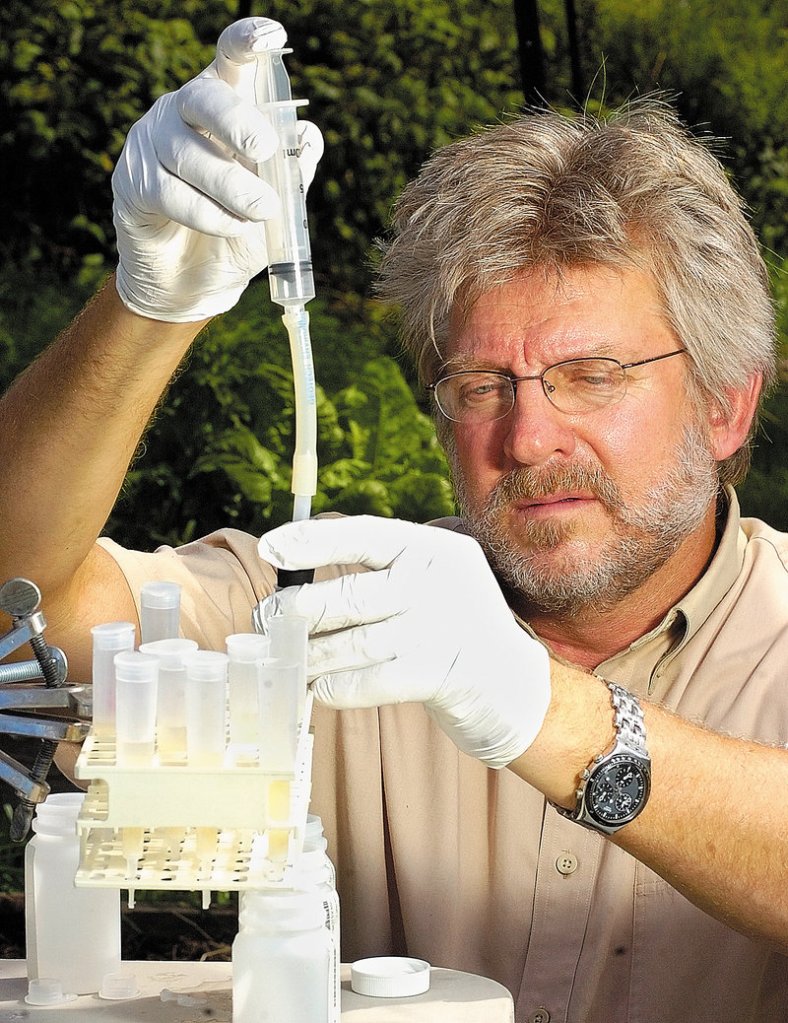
[587, 754, 650, 826]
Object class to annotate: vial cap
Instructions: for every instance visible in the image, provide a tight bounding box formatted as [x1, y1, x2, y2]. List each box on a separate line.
[139, 638, 199, 667]
[99, 972, 140, 1000]
[26, 979, 78, 1005]
[140, 581, 181, 609]
[114, 650, 159, 682]
[350, 957, 431, 998]
[91, 621, 136, 649]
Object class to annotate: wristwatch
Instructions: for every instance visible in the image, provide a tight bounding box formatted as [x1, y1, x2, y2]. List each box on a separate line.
[553, 681, 651, 835]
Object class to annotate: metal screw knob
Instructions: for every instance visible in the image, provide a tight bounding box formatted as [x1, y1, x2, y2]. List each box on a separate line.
[0, 578, 42, 618]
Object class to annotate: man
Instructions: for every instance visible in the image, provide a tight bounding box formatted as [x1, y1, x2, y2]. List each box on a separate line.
[0, 17, 785, 1023]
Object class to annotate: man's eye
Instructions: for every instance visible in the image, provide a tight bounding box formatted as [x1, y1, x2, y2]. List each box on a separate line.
[564, 363, 619, 389]
[459, 378, 508, 404]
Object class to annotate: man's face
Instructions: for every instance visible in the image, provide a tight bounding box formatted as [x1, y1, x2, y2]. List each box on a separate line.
[442, 265, 720, 616]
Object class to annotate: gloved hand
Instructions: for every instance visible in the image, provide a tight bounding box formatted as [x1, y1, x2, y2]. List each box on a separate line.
[257, 516, 552, 769]
[112, 17, 324, 322]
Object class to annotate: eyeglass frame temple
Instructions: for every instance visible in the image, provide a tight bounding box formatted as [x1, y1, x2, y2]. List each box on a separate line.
[427, 348, 687, 391]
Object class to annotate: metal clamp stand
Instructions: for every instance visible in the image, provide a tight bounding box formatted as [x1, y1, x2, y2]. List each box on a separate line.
[0, 578, 90, 840]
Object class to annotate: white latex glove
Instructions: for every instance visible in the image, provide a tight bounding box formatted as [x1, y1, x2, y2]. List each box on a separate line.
[257, 516, 552, 769]
[112, 17, 324, 322]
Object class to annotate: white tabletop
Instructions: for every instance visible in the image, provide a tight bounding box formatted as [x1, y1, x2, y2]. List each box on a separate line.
[0, 960, 514, 1022]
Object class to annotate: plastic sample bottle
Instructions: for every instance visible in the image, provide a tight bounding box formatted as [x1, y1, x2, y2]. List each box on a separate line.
[232, 889, 332, 1023]
[90, 621, 136, 738]
[226, 633, 270, 753]
[139, 638, 199, 763]
[257, 658, 299, 771]
[291, 840, 341, 1023]
[25, 793, 121, 995]
[114, 650, 159, 767]
[267, 615, 309, 721]
[184, 650, 228, 768]
[140, 581, 181, 644]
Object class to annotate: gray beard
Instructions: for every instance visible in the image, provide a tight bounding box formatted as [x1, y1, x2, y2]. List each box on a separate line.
[450, 423, 720, 618]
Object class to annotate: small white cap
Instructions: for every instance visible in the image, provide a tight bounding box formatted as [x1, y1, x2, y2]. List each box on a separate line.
[99, 971, 140, 1000]
[26, 978, 77, 1005]
[350, 957, 431, 998]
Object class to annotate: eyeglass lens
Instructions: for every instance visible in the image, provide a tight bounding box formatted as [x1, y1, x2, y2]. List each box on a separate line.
[435, 359, 628, 421]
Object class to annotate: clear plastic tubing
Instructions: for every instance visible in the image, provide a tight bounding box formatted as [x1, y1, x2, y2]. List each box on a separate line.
[254, 45, 317, 523]
[140, 581, 181, 644]
[114, 651, 160, 767]
[183, 650, 229, 769]
[138, 638, 198, 762]
[226, 633, 270, 749]
[90, 622, 135, 738]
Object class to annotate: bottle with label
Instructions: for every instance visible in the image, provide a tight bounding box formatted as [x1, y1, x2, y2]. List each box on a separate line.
[25, 793, 121, 994]
[291, 838, 341, 1023]
[232, 889, 332, 1023]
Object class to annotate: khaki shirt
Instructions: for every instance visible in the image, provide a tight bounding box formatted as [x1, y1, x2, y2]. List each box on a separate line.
[98, 490, 788, 1022]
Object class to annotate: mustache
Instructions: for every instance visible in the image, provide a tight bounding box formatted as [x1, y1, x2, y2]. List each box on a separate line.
[483, 461, 624, 517]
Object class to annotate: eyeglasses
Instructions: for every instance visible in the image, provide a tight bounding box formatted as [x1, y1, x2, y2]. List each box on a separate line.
[428, 349, 687, 424]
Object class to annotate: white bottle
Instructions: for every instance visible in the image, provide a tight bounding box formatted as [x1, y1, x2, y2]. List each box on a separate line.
[25, 793, 121, 994]
[291, 839, 341, 1023]
[232, 889, 332, 1023]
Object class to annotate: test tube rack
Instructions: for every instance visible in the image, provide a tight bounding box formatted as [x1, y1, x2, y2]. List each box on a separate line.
[73, 693, 314, 902]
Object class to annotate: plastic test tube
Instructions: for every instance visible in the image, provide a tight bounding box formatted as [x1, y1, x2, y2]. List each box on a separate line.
[184, 651, 228, 769]
[267, 615, 309, 723]
[226, 634, 270, 753]
[140, 581, 181, 644]
[114, 651, 159, 767]
[138, 638, 198, 763]
[90, 622, 136, 738]
[258, 659, 299, 772]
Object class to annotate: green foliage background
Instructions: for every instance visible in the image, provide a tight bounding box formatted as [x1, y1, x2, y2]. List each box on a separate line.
[0, 0, 786, 549]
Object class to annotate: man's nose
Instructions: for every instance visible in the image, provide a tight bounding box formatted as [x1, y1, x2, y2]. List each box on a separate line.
[501, 380, 577, 466]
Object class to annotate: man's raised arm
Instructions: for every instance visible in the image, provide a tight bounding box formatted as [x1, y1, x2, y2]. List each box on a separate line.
[0, 17, 323, 678]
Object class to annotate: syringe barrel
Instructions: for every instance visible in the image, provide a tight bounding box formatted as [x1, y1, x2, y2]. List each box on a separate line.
[255, 50, 315, 306]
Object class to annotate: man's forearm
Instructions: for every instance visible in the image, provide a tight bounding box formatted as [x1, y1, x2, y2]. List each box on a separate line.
[0, 277, 208, 603]
[511, 662, 788, 950]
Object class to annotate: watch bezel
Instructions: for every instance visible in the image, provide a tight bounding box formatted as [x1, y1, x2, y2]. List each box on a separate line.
[583, 750, 651, 829]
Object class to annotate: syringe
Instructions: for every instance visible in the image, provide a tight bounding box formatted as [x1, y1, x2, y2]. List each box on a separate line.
[253, 45, 318, 524]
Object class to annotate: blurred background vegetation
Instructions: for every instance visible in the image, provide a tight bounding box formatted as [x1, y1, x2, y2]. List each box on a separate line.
[1, 0, 786, 545]
[0, 0, 785, 956]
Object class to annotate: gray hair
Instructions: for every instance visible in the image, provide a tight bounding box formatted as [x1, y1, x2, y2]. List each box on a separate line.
[377, 98, 777, 485]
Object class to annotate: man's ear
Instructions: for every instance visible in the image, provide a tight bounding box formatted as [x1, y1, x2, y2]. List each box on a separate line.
[707, 373, 762, 461]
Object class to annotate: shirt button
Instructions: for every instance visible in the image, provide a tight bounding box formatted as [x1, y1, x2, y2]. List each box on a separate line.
[555, 852, 578, 875]
[528, 1008, 551, 1023]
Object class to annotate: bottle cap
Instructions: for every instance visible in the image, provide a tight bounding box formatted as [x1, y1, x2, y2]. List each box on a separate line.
[350, 957, 431, 998]
[139, 638, 198, 667]
[140, 581, 181, 609]
[26, 979, 78, 1005]
[99, 972, 140, 1000]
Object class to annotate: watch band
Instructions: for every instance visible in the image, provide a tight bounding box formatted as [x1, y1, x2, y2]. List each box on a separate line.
[606, 681, 648, 758]
[552, 679, 651, 834]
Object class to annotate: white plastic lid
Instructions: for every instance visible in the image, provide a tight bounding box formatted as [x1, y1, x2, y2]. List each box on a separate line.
[184, 650, 229, 682]
[26, 979, 77, 1005]
[350, 957, 431, 998]
[99, 972, 140, 1000]
[139, 638, 199, 666]
[140, 581, 181, 609]
[226, 633, 271, 662]
[90, 621, 136, 649]
[114, 650, 159, 682]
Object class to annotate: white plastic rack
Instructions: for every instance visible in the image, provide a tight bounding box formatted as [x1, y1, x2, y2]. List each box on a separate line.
[73, 693, 314, 903]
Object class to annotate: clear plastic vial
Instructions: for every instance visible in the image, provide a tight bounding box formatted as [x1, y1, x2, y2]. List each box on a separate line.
[25, 793, 121, 994]
[140, 580, 181, 644]
[232, 889, 332, 1023]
